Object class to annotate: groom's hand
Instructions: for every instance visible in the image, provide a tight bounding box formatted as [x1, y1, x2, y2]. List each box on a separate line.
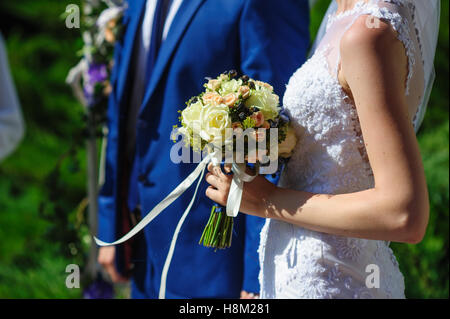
[98, 246, 129, 283]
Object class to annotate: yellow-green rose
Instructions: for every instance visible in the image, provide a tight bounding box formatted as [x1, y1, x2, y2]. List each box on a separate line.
[245, 86, 280, 121]
[219, 79, 243, 96]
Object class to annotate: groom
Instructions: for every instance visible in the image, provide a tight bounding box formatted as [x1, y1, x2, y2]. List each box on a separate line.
[97, 0, 309, 298]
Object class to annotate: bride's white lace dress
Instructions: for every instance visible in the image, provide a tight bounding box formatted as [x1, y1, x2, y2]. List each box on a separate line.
[258, 0, 427, 299]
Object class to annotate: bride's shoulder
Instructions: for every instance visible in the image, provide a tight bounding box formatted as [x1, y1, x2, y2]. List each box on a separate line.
[340, 15, 406, 63]
[341, 15, 400, 52]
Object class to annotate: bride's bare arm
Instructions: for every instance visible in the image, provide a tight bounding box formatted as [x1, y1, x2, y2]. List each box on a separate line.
[205, 17, 429, 244]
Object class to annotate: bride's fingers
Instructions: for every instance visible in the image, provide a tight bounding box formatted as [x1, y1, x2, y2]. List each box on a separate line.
[205, 172, 220, 188]
[224, 163, 232, 173]
[207, 163, 223, 176]
[205, 185, 227, 205]
[205, 185, 219, 202]
[213, 166, 225, 177]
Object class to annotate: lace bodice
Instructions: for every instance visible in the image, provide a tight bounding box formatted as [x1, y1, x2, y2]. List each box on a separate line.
[280, 0, 425, 193]
[322, 0, 426, 129]
[258, 0, 425, 299]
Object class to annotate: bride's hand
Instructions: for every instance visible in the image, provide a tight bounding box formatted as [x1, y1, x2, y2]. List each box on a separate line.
[204, 162, 275, 216]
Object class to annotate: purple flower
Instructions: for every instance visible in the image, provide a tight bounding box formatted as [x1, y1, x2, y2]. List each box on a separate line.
[88, 63, 108, 83]
[84, 63, 108, 106]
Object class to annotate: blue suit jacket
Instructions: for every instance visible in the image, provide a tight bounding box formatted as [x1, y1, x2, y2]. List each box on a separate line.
[98, 0, 309, 298]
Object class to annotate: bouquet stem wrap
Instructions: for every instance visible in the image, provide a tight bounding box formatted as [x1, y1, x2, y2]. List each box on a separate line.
[198, 162, 258, 250]
[198, 204, 233, 249]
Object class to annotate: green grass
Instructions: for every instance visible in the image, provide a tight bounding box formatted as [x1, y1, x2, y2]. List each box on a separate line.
[0, 0, 448, 298]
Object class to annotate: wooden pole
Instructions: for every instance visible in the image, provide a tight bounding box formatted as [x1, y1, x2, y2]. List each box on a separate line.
[85, 108, 99, 280]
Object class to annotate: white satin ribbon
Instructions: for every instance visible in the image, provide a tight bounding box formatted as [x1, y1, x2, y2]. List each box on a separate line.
[94, 154, 210, 247]
[226, 163, 258, 217]
[158, 159, 206, 299]
[94, 151, 255, 298]
[94, 155, 210, 299]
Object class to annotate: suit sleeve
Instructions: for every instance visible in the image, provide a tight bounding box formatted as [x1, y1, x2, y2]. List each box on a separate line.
[97, 42, 122, 243]
[97, 126, 118, 243]
[239, 0, 310, 294]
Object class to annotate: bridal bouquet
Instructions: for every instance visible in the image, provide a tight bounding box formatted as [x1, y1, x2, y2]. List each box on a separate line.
[93, 70, 296, 296]
[175, 70, 297, 250]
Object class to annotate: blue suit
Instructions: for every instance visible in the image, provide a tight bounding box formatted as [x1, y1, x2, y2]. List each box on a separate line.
[98, 0, 309, 298]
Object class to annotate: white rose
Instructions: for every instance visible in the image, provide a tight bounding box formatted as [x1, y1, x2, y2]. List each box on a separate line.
[175, 126, 191, 145]
[199, 104, 231, 145]
[206, 79, 221, 91]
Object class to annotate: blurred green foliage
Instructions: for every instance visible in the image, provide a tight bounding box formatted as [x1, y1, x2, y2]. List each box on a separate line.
[0, 0, 448, 298]
[0, 0, 87, 298]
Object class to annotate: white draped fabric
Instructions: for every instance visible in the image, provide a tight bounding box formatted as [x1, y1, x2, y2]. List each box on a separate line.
[0, 32, 24, 161]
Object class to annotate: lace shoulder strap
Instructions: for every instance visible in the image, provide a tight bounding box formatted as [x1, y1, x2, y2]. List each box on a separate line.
[359, 1, 420, 96]
[325, 1, 420, 91]
[318, 0, 426, 131]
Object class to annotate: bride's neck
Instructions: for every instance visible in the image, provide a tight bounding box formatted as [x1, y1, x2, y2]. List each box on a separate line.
[335, 0, 368, 14]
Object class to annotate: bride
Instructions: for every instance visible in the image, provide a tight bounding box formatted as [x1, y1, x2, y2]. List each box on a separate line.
[205, 0, 440, 298]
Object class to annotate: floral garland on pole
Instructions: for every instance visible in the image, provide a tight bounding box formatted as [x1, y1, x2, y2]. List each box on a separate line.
[66, 0, 126, 297]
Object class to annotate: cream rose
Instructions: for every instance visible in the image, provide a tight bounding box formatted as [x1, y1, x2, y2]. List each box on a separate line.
[181, 100, 203, 130]
[199, 104, 231, 145]
[206, 79, 221, 91]
[176, 126, 191, 147]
